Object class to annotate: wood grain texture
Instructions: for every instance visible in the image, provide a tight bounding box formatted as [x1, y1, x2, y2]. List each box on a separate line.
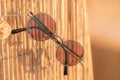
[0, 0, 93, 80]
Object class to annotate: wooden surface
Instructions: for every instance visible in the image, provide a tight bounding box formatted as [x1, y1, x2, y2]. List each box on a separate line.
[0, 0, 93, 80]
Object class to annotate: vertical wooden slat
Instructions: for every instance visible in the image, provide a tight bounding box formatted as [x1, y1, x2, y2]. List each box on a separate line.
[83, 0, 94, 80]
[2, 0, 7, 80]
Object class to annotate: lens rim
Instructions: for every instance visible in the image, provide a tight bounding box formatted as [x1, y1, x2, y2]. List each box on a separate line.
[56, 40, 83, 66]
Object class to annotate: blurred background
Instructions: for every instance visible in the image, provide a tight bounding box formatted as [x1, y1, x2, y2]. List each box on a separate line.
[87, 0, 120, 80]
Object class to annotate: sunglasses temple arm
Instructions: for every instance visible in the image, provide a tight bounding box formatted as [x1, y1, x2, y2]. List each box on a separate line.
[53, 37, 81, 60]
[62, 46, 68, 75]
[50, 36, 68, 75]
[52, 37, 82, 75]
[11, 28, 27, 34]
[28, 11, 53, 36]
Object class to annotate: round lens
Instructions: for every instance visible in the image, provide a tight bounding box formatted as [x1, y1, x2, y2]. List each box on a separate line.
[27, 13, 56, 41]
[56, 40, 83, 66]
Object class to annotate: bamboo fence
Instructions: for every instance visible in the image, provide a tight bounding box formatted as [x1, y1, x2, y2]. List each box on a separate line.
[0, 0, 93, 80]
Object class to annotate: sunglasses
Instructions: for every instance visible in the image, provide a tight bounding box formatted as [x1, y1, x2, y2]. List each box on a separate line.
[11, 11, 83, 75]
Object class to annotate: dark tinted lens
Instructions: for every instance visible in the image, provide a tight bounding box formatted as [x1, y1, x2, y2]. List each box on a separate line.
[56, 40, 83, 66]
[27, 13, 56, 41]
[27, 26, 48, 41]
